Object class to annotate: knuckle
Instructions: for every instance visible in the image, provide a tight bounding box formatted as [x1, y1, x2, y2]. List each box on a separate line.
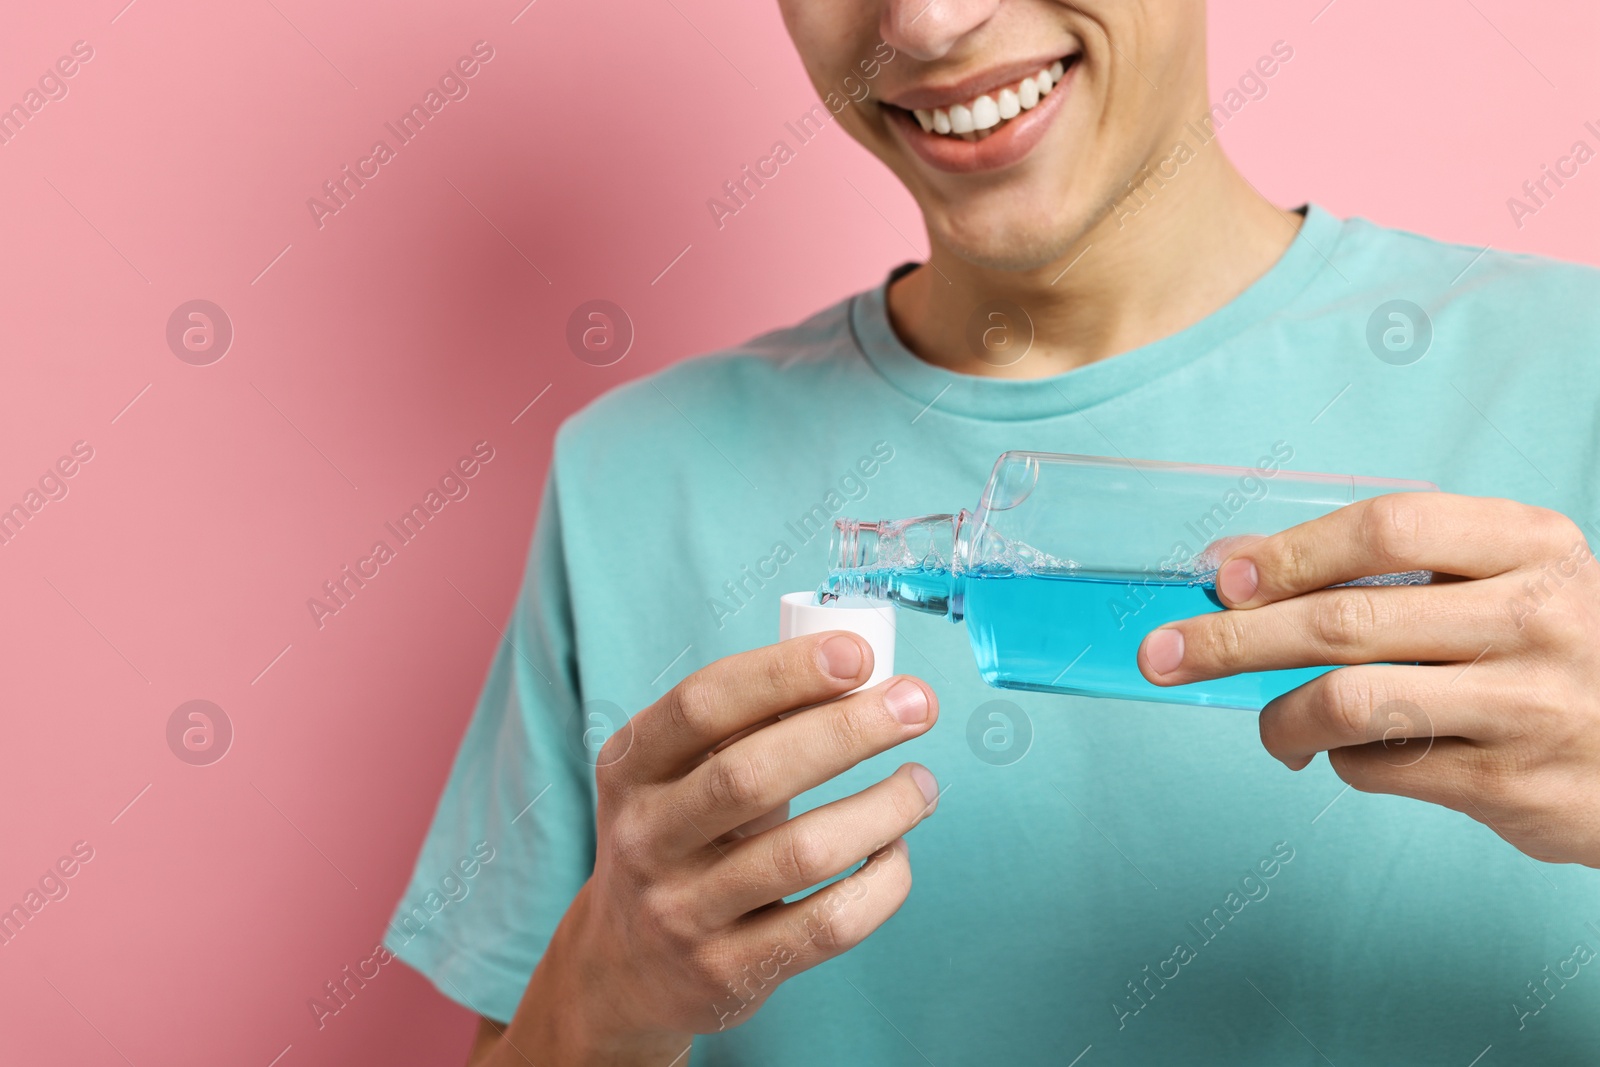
[689, 940, 745, 998]
[1532, 506, 1580, 551]
[825, 699, 873, 757]
[593, 752, 622, 795]
[1526, 595, 1589, 649]
[605, 808, 658, 876]
[785, 909, 840, 956]
[772, 826, 833, 887]
[779, 853, 908, 958]
[815, 911, 871, 955]
[795, 895, 873, 957]
[1196, 613, 1251, 669]
[639, 882, 701, 946]
[1272, 536, 1319, 592]
[1515, 667, 1571, 733]
[1362, 496, 1424, 571]
[1466, 749, 1523, 808]
[704, 753, 765, 812]
[1515, 595, 1554, 641]
[1320, 669, 1376, 741]
[1312, 591, 1382, 653]
[668, 675, 719, 739]
[595, 732, 632, 781]
[842, 872, 911, 950]
[1517, 591, 1567, 647]
[1548, 669, 1594, 733]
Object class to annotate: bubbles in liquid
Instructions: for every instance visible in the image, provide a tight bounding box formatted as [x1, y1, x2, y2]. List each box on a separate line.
[823, 513, 1432, 614]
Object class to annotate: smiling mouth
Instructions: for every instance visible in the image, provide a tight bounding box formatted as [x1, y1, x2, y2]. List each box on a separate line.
[888, 56, 1077, 142]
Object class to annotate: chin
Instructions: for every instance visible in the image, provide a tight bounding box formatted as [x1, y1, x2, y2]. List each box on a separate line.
[926, 187, 1107, 274]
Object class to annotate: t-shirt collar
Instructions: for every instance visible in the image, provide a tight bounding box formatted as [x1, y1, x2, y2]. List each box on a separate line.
[849, 203, 1344, 421]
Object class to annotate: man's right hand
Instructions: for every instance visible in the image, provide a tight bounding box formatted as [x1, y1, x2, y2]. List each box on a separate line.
[470, 631, 941, 1066]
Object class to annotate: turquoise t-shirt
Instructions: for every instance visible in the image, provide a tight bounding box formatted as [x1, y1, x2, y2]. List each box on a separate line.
[388, 205, 1600, 1064]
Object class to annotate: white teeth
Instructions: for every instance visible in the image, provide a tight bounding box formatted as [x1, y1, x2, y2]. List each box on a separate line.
[971, 95, 1000, 130]
[913, 59, 1069, 140]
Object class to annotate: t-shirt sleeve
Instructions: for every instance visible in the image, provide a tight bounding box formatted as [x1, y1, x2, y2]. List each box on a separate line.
[384, 467, 597, 1024]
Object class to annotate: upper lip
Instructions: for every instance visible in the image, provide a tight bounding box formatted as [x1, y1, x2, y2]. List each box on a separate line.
[880, 52, 1076, 111]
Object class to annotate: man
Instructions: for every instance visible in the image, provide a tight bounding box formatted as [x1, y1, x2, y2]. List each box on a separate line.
[390, 1, 1600, 1063]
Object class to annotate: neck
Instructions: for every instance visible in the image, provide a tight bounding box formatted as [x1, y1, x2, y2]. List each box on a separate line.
[886, 149, 1303, 380]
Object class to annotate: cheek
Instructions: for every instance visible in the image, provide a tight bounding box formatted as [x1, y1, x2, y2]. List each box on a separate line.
[780, 2, 881, 86]
[777, 3, 846, 65]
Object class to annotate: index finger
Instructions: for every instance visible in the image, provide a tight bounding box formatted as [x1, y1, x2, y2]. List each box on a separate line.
[620, 631, 874, 781]
[1213, 493, 1555, 609]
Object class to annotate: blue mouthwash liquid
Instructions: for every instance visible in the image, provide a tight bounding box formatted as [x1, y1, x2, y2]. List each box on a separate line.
[963, 568, 1330, 709]
[833, 564, 1334, 710]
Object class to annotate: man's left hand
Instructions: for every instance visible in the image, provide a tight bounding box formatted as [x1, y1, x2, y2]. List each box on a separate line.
[1139, 492, 1600, 866]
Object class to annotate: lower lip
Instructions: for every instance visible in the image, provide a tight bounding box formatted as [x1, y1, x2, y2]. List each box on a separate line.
[887, 62, 1075, 175]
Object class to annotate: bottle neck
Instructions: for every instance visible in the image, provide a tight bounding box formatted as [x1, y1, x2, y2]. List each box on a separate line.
[820, 513, 966, 619]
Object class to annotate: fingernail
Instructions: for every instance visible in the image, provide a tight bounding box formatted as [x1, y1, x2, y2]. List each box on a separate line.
[1145, 628, 1184, 676]
[883, 679, 929, 724]
[1218, 559, 1259, 604]
[819, 635, 863, 681]
[909, 765, 940, 807]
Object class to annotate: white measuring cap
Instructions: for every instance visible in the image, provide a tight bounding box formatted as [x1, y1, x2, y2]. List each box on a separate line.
[778, 591, 896, 694]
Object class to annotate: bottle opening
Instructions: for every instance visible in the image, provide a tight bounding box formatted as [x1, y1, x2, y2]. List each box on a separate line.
[819, 514, 961, 617]
[830, 518, 883, 575]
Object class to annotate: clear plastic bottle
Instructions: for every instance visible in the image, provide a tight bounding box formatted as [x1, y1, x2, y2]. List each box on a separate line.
[820, 450, 1438, 710]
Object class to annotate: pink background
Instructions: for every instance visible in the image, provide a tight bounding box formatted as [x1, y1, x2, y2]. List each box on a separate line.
[1, 0, 1595, 1063]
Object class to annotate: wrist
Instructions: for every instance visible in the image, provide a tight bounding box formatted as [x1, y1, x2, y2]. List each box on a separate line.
[497, 882, 691, 1065]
